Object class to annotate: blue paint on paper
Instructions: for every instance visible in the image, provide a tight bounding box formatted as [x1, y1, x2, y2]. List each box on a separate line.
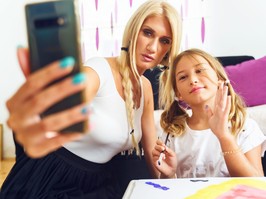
[145, 181, 169, 191]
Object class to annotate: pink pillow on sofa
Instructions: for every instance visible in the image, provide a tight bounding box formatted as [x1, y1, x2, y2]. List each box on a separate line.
[224, 56, 266, 107]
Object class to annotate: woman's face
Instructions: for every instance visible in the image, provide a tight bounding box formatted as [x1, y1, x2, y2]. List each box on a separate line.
[136, 15, 172, 75]
[174, 55, 219, 107]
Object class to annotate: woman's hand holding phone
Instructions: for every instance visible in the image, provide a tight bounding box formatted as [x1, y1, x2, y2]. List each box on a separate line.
[6, 48, 89, 158]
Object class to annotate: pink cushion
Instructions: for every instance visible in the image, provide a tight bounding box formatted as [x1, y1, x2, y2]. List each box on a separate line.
[224, 56, 266, 107]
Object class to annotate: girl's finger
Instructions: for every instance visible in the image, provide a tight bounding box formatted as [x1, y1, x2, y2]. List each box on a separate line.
[164, 146, 175, 157]
[224, 95, 231, 115]
[221, 83, 229, 111]
[156, 138, 164, 144]
[214, 81, 221, 110]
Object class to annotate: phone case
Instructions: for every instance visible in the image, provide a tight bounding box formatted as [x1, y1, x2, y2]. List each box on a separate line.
[25, 0, 88, 133]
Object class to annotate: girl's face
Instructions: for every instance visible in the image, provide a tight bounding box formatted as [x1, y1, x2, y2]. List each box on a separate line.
[136, 15, 172, 75]
[174, 55, 219, 107]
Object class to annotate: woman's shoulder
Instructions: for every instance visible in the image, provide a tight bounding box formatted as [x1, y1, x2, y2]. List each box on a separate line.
[84, 57, 109, 68]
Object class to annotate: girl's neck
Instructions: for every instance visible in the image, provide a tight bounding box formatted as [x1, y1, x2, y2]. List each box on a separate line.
[187, 105, 210, 130]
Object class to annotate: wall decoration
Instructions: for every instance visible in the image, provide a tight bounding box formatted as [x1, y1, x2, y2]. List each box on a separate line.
[79, 0, 209, 61]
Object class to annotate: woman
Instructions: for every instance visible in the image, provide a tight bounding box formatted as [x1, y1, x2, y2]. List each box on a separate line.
[0, 0, 182, 198]
[152, 48, 266, 178]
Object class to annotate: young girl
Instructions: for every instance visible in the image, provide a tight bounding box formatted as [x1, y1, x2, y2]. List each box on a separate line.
[152, 48, 266, 178]
[1, 1, 182, 198]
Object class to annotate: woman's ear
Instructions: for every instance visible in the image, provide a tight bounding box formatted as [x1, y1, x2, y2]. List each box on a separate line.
[163, 52, 169, 60]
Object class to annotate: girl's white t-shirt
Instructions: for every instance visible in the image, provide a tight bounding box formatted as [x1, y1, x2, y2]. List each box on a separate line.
[160, 118, 266, 177]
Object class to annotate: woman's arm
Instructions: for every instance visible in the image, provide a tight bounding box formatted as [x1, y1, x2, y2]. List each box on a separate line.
[6, 48, 98, 158]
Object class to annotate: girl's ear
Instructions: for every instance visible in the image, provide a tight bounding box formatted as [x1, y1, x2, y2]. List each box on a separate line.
[175, 90, 182, 100]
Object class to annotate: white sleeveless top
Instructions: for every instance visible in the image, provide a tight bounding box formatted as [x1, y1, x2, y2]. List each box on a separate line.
[64, 57, 144, 163]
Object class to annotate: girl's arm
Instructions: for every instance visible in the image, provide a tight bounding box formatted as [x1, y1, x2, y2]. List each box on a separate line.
[206, 81, 264, 176]
[219, 135, 264, 176]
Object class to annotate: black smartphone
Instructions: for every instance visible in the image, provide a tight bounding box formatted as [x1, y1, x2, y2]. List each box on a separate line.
[25, 0, 88, 133]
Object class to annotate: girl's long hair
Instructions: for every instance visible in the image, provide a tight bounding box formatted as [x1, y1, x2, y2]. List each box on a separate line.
[159, 48, 247, 136]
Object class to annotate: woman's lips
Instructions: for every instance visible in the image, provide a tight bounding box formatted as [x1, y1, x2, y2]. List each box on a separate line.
[142, 54, 154, 62]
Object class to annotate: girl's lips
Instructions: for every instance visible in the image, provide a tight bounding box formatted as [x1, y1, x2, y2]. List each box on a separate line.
[190, 87, 204, 93]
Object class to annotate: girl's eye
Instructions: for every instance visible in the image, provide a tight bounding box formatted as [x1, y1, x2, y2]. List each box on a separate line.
[196, 68, 207, 74]
[178, 75, 187, 81]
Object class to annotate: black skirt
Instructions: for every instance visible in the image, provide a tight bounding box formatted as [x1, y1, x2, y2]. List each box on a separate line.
[0, 147, 122, 199]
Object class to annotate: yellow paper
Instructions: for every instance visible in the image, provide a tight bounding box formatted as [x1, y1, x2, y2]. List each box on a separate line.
[185, 178, 266, 199]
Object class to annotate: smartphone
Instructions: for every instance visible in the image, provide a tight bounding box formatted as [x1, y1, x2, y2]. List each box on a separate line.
[25, 0, 88, 133]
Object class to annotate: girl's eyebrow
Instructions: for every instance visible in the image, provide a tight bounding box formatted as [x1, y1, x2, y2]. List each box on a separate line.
[195, 63, 208, 67]
[176, 69, 185, 76]
[176, 63, 208, 76]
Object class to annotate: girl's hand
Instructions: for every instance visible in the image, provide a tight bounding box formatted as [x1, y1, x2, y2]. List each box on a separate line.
[152, 139, 177, 178]
[205, 81, 231, 139]
[6, 48, 89, 158]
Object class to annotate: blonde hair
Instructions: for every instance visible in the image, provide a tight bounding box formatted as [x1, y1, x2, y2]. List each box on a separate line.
[160, 48, 247, 137]
[117, 0, 182, 155]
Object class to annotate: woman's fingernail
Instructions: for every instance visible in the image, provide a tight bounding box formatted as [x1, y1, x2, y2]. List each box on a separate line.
[81, 104, 94, 115]
[17, 45, 24, 49]
[72, 73, 86, 85]
[60, 57, 75, 68]
[205, 105, 208, 109]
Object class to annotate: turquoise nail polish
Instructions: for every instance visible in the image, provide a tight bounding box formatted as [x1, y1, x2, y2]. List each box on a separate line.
[72, 73, 86, 85]
[60, 57, 75, 68]
[81, 107, 87, 115]
[81, 104, 94, 115]
[17, 45, 24, 49]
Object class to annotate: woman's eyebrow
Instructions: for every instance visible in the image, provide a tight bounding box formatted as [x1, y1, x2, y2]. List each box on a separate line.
[142, 25, 154, 31]
[142, 25, 172, 39]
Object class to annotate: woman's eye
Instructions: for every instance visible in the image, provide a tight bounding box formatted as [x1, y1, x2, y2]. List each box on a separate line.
[143, 29, 152, 37]
[160, 38, 171, 45]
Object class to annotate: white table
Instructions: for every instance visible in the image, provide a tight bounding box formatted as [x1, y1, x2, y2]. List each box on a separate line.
[122, 177, 266, 199]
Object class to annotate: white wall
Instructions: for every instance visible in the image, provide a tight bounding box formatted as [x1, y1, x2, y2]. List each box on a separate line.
[1, 0, 266, 158]
[208, 0, 266, 58]
[0, 1, 28, 158]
